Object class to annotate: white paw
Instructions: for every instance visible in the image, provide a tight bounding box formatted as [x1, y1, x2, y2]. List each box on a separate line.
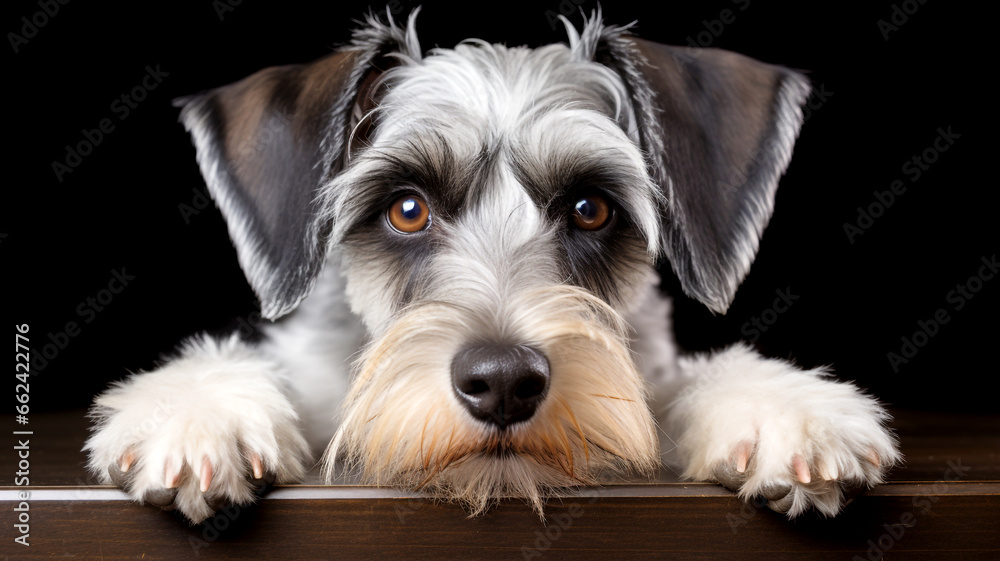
[84, 335, 311, 523]
[669, 345, 902, 517]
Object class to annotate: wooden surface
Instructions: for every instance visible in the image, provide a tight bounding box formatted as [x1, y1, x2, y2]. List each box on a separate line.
[2, 409, 998, 560]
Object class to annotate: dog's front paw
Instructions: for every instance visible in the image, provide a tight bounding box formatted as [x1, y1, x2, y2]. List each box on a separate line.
[84, 336, 311, 523]
[671, 346, 902, 517]
[704, 413, 897, 518]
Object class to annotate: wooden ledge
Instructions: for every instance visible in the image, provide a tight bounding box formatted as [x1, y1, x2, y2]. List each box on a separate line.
[2, 409, 998, 560]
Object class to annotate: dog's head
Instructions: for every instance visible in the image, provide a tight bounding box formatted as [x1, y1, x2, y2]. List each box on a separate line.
[176, 9, 809, 512]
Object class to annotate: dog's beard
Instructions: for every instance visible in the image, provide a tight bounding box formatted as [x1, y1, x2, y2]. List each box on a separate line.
[322, 284, 659, 515]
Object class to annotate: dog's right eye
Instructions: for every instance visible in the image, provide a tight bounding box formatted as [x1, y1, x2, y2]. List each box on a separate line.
[570, 195, 612, 231]
[387, 195, 431, 233]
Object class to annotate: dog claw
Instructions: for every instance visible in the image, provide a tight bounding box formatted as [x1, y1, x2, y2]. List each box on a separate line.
[713, 441, 756, 491]
[247, 452, 276, 490]
[792, 455, 811, 484]
[250, 469, 277, 492]
[107, 462, 130, 489]
[867, 449, 880, 468]
[102, 446, 283, 521]
[250, 453, 264, 480]
[735, 441, 752, 473]
[200, 457, 214, 493]
[164, 458, 181, 489]
[817, 458, 838, 481]
[120, 450, 136, 473]
[713, 463, 744, 492]
[108, 451, 138, 488]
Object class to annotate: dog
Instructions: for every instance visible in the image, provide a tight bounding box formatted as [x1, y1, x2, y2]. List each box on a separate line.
[84, 9, 901, 524]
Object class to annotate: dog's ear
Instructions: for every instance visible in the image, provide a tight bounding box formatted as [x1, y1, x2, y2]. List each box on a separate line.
[598, 31, 810, 314]
[175, 12, 419, 320]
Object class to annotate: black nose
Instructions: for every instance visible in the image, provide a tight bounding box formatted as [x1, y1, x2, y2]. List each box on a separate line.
[451, 344, 550, 428]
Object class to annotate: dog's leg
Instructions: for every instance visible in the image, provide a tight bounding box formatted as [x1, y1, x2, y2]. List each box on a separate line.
[631, 280, 902, 517]
[258, 260, 367, 452]
[85, 259, 363, 523]
[665, 345, 901, 516]
[84, 334, 311, 524]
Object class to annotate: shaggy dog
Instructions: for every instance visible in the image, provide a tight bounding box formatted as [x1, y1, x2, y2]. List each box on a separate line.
[86, 9, 900, 524]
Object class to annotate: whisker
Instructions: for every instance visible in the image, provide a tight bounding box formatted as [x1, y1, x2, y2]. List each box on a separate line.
[589, 394, 634, 402]
[424, 424, 442, 470]
[553, 417, 575, 478]
[559, 398, 590, 465]
[418, 413, 433, 469]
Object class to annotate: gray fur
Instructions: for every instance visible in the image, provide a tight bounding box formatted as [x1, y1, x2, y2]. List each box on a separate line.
[85, 9, 899, 525]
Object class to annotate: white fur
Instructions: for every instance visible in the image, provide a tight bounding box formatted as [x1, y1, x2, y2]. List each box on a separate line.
[324, 281, 659, 515]
[261, 260, 366, 451]
[664, 345, 902, 517]
[326, 34, 663, 258]
[84, 335, 311, 523]
[87, 12, 902, 525]
[324, 170, 660, 513]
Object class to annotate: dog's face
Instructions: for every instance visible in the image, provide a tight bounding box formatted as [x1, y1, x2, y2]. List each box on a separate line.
[331, 39, 660, 329]
[328, 41, 662, 510]
[176, 11, 809, 512]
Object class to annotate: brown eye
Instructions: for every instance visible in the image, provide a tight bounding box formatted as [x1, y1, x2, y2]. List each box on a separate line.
[387, 195, 431, 233]
[571, 195, 611, 230]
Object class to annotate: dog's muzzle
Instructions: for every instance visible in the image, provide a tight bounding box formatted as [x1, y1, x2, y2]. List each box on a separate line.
[451, 344, 550, 428]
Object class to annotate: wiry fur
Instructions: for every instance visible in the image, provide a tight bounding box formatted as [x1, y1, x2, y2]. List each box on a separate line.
[85, 10, 901, 525]
[326, 29, 661, 253]
[325, 285, 659, 515]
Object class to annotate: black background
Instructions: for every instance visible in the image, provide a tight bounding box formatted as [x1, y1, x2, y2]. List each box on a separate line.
[5, 0, 994, 412]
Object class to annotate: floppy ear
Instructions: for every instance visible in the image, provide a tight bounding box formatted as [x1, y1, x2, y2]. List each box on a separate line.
[175, 12, 419, 320]
[599, 31, 810, 314]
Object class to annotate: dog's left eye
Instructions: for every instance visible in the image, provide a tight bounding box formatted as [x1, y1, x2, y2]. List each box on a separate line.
[570, 195, 611, 231]
[387, 195, 431, 233]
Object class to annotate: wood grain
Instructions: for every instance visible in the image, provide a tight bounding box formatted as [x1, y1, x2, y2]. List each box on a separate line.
[2, 409, 998, 559]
